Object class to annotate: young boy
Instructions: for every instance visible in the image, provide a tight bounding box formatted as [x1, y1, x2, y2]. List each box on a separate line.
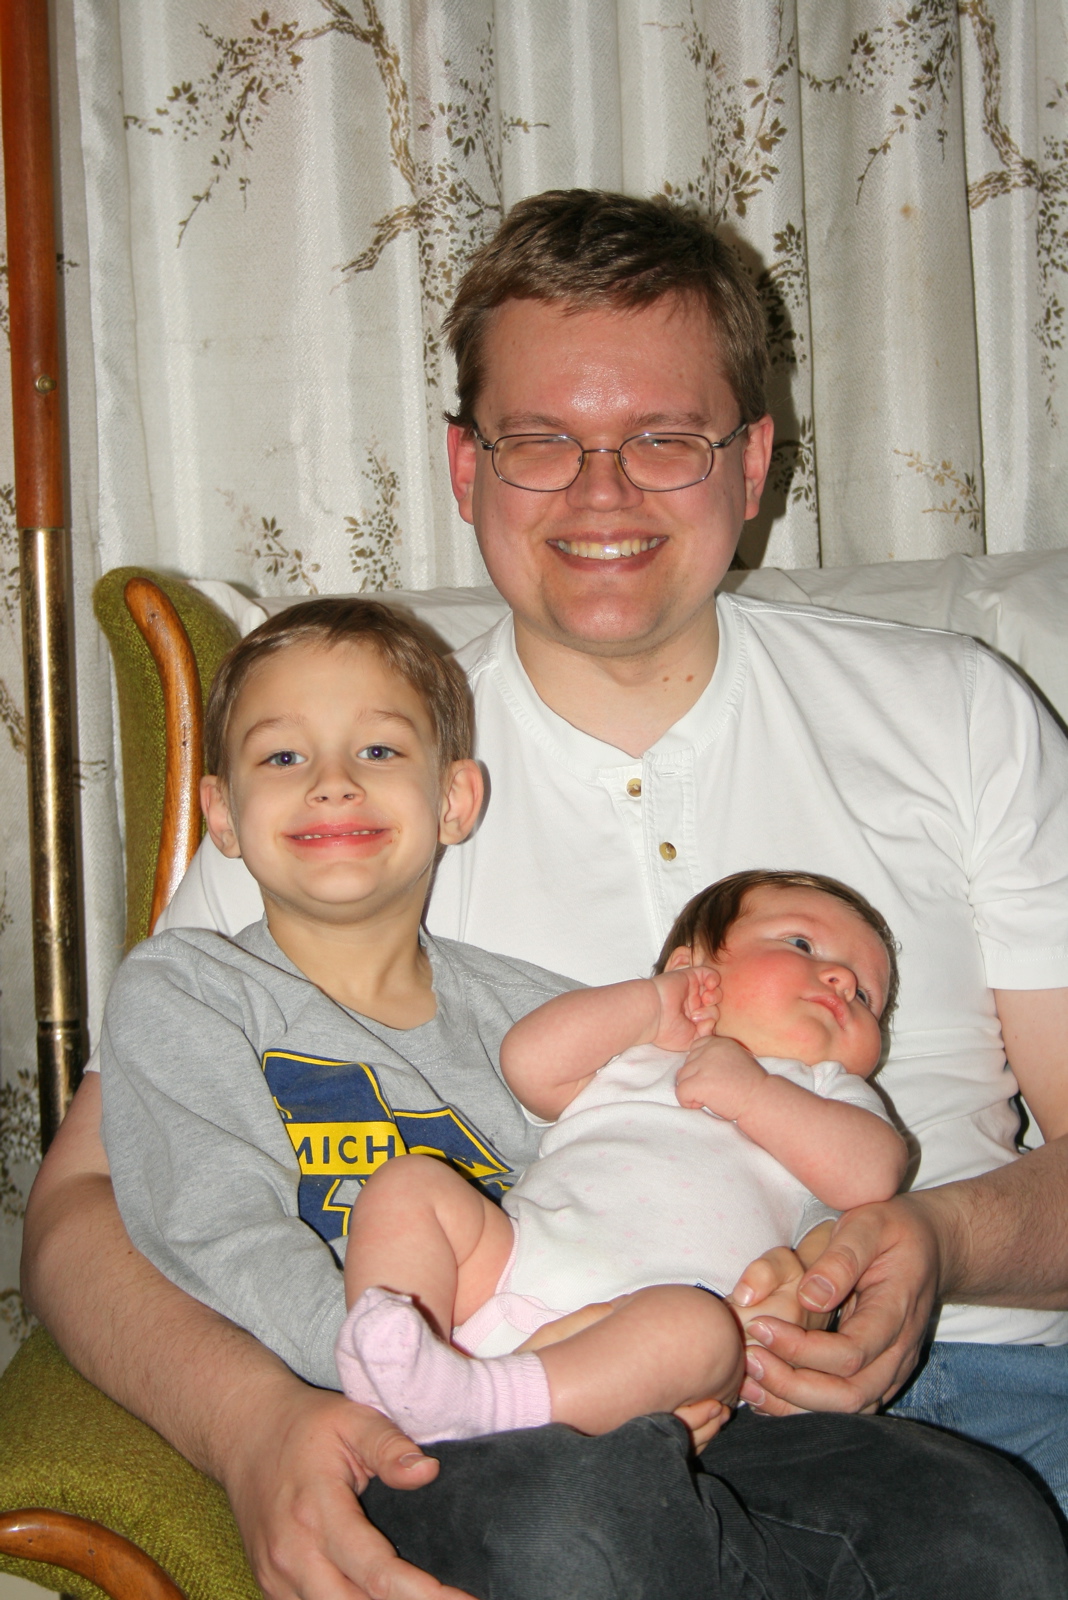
[335, 870, 908, 1442]
[99, 599, 586, 1390]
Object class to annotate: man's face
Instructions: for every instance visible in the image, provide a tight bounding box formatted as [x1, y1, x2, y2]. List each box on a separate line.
[448, 294, 773, 659]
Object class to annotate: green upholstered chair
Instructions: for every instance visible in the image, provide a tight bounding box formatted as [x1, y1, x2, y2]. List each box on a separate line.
[0, 571, 260, 1599]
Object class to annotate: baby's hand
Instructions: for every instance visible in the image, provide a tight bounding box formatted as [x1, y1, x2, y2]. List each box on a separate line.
[729, 1246, 831, 1334]
[648, 967, 721, 1052]
[675, 1034, 767, 1122]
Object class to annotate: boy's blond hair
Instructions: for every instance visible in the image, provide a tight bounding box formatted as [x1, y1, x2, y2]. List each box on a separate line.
[204, 598, 473, 782]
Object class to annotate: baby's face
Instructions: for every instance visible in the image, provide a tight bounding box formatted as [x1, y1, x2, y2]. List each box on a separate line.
[689, 885, 891, 1075]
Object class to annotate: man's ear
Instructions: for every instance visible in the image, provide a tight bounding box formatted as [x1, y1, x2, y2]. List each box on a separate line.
[741, 414, 775, 522]
[200, 774, 242, 859]
[438, 758, 484, 845]
[663, 945, 696, 973]
[447, 424, 477, 526]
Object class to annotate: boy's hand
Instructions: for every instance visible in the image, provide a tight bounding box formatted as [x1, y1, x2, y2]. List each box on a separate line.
[649, 966, 721, 1052]
[675, 1034, 767, 1121]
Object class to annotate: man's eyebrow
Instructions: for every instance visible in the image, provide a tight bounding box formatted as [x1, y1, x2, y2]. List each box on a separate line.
[492, 410, 714, 434]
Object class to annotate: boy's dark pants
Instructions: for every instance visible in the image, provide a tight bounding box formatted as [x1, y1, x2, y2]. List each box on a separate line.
[363, 1408, 1067, 1598]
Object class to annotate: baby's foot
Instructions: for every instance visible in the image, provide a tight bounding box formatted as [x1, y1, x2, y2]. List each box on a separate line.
[335, 1287, 551, 1443]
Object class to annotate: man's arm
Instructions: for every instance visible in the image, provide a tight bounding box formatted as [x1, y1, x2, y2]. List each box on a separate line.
[22, 1074, 473, 1600]
[737, 988, 1068, 1415]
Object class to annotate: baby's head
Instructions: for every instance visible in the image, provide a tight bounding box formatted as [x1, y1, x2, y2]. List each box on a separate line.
[655, 870, 899, 1076]
[200, 598, 481, 925]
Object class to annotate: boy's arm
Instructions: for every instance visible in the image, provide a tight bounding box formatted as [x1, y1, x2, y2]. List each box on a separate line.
[501, 970, 718, 1120]
[99, 944, 348, 1386]
[676, 1037, 908, 1209]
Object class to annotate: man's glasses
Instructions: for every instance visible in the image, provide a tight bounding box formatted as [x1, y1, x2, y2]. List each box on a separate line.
[471, 421, 749, 494]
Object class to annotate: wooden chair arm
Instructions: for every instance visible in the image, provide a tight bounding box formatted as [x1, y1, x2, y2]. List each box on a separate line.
[0, 1509, 185, 1599]
[123, 577, 205, 933]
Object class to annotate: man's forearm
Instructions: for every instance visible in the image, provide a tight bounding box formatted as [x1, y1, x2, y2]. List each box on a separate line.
[22, 1161, 302, 1482]
[909, 1133, 1068, 1310]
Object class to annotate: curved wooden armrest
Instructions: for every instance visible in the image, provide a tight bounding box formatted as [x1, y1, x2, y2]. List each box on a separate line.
[0, 1509, 185, 1599]
[123, 577, 205, 933]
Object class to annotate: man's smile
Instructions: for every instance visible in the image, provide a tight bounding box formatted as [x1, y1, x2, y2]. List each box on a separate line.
[548, 536, 667, 561]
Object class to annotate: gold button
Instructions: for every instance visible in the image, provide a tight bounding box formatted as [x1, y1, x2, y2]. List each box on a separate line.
[659, 841, 677, 861]
[626, 778, 642, 797]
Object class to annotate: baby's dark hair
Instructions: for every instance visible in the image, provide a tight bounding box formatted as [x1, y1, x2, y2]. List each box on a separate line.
[204, 597, 473, 783]
[654, 868, 900, 1019]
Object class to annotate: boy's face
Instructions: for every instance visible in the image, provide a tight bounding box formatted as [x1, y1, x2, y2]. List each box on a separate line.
[670, 885, 890, 1075]
[201, 640, 481, 929]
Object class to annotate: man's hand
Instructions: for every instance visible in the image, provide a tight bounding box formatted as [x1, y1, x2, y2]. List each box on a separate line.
[649, 966, 720, 1053]
[736, 1197, 941, 1416]
[675, 1034, 766, 1121]
[221, 1384, 475, 1600]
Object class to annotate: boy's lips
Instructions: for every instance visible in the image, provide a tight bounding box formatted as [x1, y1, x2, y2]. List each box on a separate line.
[286, 824, 390, 848]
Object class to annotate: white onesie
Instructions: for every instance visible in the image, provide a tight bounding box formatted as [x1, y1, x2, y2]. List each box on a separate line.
[455, 1043, 893, 1357]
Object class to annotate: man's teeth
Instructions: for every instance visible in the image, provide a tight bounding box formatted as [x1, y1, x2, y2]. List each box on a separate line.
[554, 539, 659, 560]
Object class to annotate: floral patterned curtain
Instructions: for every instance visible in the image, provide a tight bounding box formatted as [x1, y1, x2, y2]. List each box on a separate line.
[2, 0, 1067, 1365]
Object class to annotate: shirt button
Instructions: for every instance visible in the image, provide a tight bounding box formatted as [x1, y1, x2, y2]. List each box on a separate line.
[626, 778, 642, 797]
[659, 841, 677, 861]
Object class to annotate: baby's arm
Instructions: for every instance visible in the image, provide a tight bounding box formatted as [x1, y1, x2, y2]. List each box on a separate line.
[675, 1037, 907, 1209]
[502, 969, 720, 1120]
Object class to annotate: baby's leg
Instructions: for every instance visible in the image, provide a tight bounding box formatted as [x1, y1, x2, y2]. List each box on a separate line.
[535, 1285, 745, 1435]
[344, 1152, 513, 1335]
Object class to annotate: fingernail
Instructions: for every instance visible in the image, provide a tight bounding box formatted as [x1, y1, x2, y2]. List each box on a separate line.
[741, 1378, 765, 1405]
[745, 1350, 765, 1380]
[802, 1275, 835, 1310]
[398, 1452, 425, 1467]
[733, 1284, 755, 1307]
[747, 1320, 772, 1347]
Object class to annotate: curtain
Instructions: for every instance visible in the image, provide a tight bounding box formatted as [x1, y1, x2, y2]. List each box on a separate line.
[1, 0, 1066, 1364]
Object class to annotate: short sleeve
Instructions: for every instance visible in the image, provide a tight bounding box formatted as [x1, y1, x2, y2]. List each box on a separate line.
[967, 648, 1068, 989]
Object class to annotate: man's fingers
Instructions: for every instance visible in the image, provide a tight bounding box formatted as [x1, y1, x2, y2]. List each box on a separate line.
[362, 1420, 441, 1491]
[743, 1339, 888, 1415]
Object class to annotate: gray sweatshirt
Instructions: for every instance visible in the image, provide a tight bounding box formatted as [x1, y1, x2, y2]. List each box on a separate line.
[100, 919, 577, 1388]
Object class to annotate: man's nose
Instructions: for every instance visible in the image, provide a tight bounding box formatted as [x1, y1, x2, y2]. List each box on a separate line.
[565, 446, 644, 509]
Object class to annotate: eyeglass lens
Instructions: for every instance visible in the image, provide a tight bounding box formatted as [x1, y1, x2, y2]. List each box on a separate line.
[493, 433, 715, 492]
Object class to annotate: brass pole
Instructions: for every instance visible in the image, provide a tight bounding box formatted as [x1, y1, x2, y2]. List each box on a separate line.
[0, 0, 83, 1149]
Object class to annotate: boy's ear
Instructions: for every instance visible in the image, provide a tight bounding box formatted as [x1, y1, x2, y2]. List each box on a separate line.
[663, 945, 696, 973]
[200, 774, 242, 859]
[438, 758, 485, 846]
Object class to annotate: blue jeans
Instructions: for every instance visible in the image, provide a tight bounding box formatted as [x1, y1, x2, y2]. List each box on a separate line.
[361, 1409, 1068, 1598]
[890, 1339, 1068, 1518]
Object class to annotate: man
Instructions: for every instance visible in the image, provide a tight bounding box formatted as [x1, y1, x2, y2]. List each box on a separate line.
[23, 191, 1068, 1599]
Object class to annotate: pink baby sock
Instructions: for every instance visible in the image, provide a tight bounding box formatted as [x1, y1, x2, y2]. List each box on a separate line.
[335, 1287, 552, 1444]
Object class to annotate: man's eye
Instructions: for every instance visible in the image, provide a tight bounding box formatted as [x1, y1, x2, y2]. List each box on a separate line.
[786, 936, 814, 953]
[265, 750, 304, 767]
[357, 744, 398, 761]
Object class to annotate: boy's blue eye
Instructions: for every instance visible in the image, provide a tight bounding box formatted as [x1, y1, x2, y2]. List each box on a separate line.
[265, 750, 305, 767]
[787, 936, 814, 953]
[357, 744, 399, 761]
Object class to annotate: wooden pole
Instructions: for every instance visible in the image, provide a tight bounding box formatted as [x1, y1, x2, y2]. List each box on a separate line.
[0, 0, 83, 1150]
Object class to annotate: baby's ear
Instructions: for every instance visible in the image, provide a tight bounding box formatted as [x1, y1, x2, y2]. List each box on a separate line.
[663, 945, 696, 973]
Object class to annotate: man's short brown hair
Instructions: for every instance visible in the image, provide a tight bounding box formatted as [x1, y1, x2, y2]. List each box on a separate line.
[444, 189, 769, 431]
[654, 868, 900, 1019]
[204, 598, 473, 782]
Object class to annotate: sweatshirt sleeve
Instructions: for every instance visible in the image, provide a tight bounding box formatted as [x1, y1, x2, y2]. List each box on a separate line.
[100, 937, 346, 1389]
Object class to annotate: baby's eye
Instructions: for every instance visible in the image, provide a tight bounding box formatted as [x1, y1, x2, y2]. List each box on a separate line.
[265, 749, 305, 767]
[786, 935, 814, 953]
[856, 986, 871, 1008]
[357, 744, 399, 761]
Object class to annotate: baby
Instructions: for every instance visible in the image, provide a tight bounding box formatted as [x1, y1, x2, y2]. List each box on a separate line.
[336, 868, 909, 1441]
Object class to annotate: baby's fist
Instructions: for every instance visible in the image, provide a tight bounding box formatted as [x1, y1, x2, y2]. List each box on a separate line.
[675, 1034, 766, 1122]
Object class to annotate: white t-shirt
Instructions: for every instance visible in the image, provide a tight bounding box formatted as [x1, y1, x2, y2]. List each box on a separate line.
[504, 1045, 890, 1311]
[160, 594, 1068, 1345]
